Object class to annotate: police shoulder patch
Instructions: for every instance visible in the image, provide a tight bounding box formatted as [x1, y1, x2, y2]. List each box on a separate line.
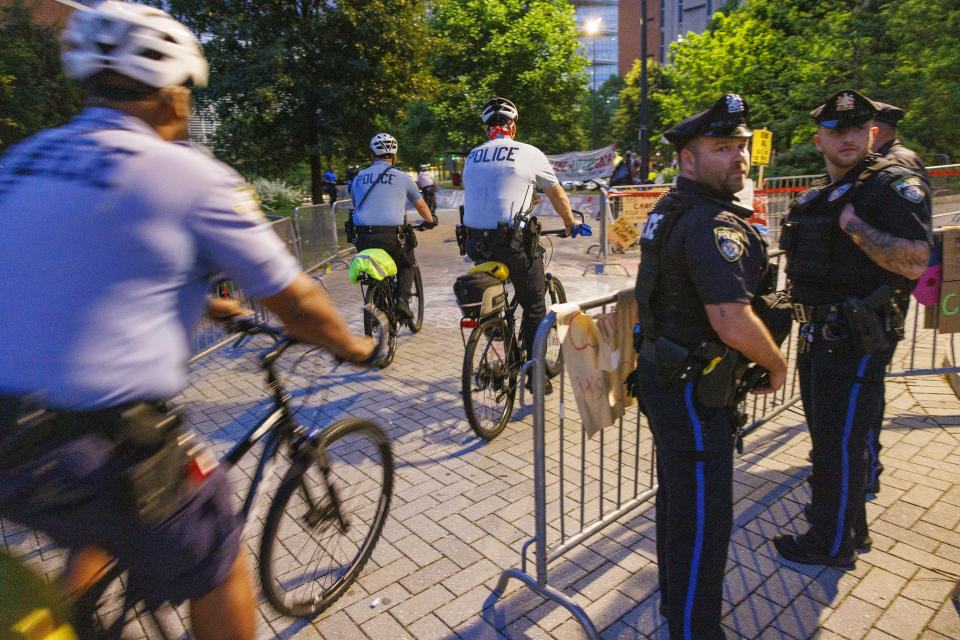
[892, 176, 925, 203]
[714, 227, 744, 262]
[828, 183, 852, 202]
[231, 186, 265, 220]
[796, 188, 820, 205]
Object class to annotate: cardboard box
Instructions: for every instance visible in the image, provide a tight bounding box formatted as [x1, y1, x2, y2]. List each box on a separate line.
[942, 226, 960, 282]
[938, 280, 960, 333]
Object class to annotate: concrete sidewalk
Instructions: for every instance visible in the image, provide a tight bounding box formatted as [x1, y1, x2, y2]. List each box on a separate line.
[3, 212, 960, 639]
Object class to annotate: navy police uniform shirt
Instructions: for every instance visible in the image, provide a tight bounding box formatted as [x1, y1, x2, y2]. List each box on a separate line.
[786, 156, 931, 304]
[646, 177, 767, 347]
[0, 107, 301, 409]
[462, 135, 559, 229]
[351, 160, 423, 226]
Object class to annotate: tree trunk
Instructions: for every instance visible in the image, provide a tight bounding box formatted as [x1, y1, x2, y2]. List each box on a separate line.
[310, 150, 323, 204]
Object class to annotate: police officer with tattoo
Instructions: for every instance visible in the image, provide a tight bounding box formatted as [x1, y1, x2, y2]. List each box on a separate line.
[632, 94, 787, 640]
[775, 90, 932, 568]
[461, 97, 576, 367]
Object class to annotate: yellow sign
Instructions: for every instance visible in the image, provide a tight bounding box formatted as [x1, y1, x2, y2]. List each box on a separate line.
[751, 129, 772, 166]
[608, 216, 640, 252]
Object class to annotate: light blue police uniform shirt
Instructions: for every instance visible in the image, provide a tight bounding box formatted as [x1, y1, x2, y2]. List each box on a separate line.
[351, 160, 423, 226]
[0, 107, 301, 409]
[462, 135, 559, 229]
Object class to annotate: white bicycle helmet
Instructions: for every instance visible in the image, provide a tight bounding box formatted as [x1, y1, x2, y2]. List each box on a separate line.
[370, 133, 398, 156]
[61, 1, 208, 89]
[481, 97, 518, 126]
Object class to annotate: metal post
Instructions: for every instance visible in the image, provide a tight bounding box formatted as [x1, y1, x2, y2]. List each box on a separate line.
[583, 187, 631, 276]
[592, 37, 598, 149]
[639, 0, 650, 182]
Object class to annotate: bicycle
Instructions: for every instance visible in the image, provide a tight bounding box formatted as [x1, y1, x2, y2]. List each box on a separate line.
[457, 211, 590, 441]
[73, 313, 394, 638]
[351, 223, 430, 368]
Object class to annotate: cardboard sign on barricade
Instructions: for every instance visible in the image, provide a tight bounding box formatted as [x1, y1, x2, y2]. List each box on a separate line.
[608, 216, 641, 252]
[617, 188, 669, 226]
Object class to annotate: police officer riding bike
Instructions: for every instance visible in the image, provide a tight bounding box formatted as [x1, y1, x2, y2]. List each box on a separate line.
[460, 97, 580, 382]
[416, 163, 438, 218]
[349, 133, 435, 325]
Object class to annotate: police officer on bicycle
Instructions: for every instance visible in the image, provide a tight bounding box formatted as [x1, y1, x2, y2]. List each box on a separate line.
[631, 94, 787, 640]
[351, 133, 435, 322]
[0, 4, 375, 639]
[774, 90, 931, 568]
[461, 97, 576, 367]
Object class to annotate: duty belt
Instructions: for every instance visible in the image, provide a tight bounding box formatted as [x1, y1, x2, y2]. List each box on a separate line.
[792, 302, 842, 324]
[356, 224, 403, 234]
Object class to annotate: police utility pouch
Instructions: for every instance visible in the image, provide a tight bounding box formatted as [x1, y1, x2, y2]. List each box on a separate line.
[654, 336, 690, 385]
[694, 343, 746, 408]
[842, 296, 890, 355]
[403, 225, 418, 249]
[344, 212, 357, 244]
[117, 403, 192, 524]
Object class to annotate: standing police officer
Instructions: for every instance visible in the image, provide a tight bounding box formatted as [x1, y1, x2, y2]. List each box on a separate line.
[863, 99, 931, 495]
[871, 101, 930, 190]
[351, 133, 435, 322]
[633, 94, 787, 640]
[462, 97, 576, 365]
[775, 90, 931, 567]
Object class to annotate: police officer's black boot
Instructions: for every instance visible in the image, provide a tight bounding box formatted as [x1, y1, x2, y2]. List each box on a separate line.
[773, 533, 857, 568]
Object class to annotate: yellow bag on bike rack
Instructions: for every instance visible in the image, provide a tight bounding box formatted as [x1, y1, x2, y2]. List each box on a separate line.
[468, 261, 509, 282]
[349, 249, 398, 284]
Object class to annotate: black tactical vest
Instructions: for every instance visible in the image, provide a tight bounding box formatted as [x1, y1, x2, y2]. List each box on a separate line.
[781, 157, 910, 304]
[635, 183, 762, 349]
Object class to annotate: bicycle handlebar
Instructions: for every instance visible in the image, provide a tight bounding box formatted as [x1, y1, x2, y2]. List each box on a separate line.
[225, 307, 389, 368]
[541, 209, 591, 238]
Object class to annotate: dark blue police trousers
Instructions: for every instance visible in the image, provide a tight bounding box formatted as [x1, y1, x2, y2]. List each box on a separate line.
[799, 338, 894, 555]
[637, 359, 732, 640]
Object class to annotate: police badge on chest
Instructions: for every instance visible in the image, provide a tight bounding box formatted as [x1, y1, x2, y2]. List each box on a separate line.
[714, 227, 744, 262]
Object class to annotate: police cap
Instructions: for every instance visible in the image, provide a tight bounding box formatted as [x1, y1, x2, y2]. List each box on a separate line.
[872, 101, 905, 126]
[810, 89, 879, 130]
[662, 93, 752, 150]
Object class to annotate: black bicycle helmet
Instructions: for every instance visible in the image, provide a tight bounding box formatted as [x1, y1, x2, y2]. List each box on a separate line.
[481, 97, 518, 127]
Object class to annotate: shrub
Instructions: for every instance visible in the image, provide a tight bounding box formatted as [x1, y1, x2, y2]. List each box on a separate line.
[250, 178, 305, 213]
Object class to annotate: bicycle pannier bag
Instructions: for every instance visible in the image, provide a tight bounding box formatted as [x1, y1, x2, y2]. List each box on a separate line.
[454, 272, 506, 318]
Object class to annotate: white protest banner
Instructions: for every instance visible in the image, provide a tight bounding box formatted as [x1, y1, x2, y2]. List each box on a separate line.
[547, 144, 616, 183]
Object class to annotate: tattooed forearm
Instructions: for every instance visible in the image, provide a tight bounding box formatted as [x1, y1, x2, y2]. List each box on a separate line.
[842, 216, 930, 280]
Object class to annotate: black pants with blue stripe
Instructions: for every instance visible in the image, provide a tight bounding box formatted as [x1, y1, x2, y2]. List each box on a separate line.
[637, 358, 733, 640]
[799, 338, 894, 555]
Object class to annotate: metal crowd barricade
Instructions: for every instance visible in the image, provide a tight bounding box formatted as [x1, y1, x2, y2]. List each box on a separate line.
[491, 260, 800, 638]
[491, 239, 957, 636]
[293, 202, 340, 273]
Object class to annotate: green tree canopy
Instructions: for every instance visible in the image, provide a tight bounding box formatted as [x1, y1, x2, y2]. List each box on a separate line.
[164, 0, 432, 201]
[0, 0, 83, 152]
[611, 60, 671, 159]
[580, 73, 626, 150]
[427, 0, 588, 154]
[648, 0, 960, 175]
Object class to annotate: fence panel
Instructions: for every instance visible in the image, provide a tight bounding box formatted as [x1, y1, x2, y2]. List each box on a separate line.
[491, 242, 957, 637]
[294, 203, 339, 273]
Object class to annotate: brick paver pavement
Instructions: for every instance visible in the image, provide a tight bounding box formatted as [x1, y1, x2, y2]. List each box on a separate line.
[3, 210, 959, 639]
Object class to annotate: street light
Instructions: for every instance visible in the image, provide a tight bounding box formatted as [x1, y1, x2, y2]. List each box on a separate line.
[583, 17, 602, 149]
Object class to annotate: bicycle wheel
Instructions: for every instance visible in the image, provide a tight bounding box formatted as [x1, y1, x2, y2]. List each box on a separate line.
[462, 316, 518, 441]
[259, 418, 394, 617]
[363, 282, 396, 367]
[544, 275, 567, 378]
[407, 266, 424, 333]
